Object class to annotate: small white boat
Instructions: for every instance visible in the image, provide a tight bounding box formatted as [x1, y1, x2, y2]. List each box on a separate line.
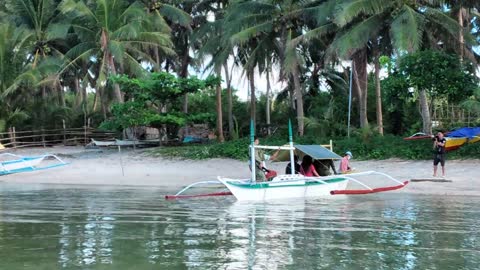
[91, 138, 116, 146]
[217, 171, 407, 201]
[0, 153, 67, 175]
[90, 138, 159, 147]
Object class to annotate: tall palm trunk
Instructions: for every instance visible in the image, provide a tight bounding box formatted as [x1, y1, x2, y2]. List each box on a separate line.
[292, 64, 304, 136]
[457, 7, 465, 60]
[374, 54, 383, 135]
[57, 79, 66, 107]
[216, 79, 225, 142]
[74, 78, 82, 108]
[352, 49, 368, 128]
[93, 90, 99, 112]
[223, 62, 234, 139]
[101, 29, 122, 103]
[107, 53, 123, 103]
[419, 89, 432, 135]
[249, 70, 256, 129]
[180, 45, 189, 113]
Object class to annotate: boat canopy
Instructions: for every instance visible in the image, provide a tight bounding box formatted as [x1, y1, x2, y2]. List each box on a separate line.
[274, 144, 342, 161]
[447, 127, 480, 139]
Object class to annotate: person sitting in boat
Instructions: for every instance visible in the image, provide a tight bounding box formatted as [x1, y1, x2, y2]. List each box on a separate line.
[251, 136, 278, 182]
[314, 159, 338, 176]
[285, 155, 301, 174]
[300, 155, 320, 177]
[339, 151, 353, 174]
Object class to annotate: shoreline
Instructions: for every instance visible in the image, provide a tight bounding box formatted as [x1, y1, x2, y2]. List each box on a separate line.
[1, 146, 479, 196]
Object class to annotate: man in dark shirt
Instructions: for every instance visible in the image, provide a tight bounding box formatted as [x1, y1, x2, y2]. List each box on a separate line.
[314, 159, 338, 176]
[285, 155, 301, 174]
[432, 131, 446, 177]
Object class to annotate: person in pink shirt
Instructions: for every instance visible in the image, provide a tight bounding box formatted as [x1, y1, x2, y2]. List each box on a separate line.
[339, 151, 353, 173]
[300, 155, 320, 177]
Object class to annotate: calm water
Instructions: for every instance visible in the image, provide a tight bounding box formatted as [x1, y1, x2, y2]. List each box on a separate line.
[0, 183, 479, 270]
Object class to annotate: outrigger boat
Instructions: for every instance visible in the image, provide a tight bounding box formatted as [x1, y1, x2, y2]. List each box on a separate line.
[444, 127, 480, 151]
[403, 127, 480, 152]
[90, 138, 159, 147]
[166, 120, 409, 201]
[0, 153, 67, 175]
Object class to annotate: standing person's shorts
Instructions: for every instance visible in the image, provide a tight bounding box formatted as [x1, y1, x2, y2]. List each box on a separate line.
[433, 153, 445, 166]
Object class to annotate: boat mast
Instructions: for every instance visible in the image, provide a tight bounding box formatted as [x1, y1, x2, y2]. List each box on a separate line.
[289, 119, 295, 175]
[250, 120, 256, 183]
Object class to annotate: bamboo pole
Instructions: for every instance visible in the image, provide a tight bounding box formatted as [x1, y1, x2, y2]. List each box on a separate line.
[41, 128, 46, 148]
[9, 127, 17, 148]
[62, 120, 66, 145]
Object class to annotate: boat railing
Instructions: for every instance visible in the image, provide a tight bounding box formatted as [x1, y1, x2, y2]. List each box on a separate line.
[165, 180, 234, 200]
[0, 153, 68, 174]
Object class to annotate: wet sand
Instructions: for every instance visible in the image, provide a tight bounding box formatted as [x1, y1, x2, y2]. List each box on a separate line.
[1, 146, 479, 196]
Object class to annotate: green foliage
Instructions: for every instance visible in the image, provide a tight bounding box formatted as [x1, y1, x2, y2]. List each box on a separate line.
[103, 72, 219, 132]
[398, 50, 478, 102]
[381, 50, 480, 135]
[152, 134, 476, 161]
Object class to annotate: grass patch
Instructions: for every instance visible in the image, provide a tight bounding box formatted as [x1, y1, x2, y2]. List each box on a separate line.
[148, 135, 480, 161]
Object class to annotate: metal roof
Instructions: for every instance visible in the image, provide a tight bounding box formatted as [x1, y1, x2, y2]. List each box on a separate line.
[275, 144, 342, 161]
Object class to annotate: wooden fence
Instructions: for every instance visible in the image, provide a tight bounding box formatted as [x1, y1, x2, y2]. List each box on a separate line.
[0, 125, 117, 149]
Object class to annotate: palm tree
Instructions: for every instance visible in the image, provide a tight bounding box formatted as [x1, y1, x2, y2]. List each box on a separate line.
[0, 23, 35, 128]
[4, 0, 70, 104]
[59, 0, 175, 114]
[297, 0, 469, 134]
[193, 0, 235, 140]
[223, 0, 307, 135]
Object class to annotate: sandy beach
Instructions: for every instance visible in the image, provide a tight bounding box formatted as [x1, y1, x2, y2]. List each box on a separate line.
[1, 146, 479, 196]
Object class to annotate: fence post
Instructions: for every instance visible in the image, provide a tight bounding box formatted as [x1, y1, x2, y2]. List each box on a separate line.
[41, 128, 46, 148]
[62, 120, 67, 145]
[85, 118, 91, 145]
[9, 127, 16, 148]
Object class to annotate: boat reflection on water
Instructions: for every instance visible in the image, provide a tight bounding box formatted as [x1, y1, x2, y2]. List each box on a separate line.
[0, 185, 479, 269]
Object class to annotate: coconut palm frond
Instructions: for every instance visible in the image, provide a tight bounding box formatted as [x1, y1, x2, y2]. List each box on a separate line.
[334, 0, 393, 27]
[390, 5, 425, 52]
[330, 13, 384, 58]
[158, 3, 192, 28]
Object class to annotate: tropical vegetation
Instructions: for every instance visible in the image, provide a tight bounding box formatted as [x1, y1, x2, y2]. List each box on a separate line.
[0, 0, 479, 159]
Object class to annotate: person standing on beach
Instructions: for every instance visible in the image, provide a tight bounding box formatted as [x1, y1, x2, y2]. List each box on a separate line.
[432, 131, 446, 177]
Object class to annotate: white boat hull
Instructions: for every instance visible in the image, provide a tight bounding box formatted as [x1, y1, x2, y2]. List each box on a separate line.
[218, 175, 349, 201]
[91, 139, 116, 146]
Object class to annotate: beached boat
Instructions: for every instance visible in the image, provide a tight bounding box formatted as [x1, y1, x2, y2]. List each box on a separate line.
[403, 132, 431, 141]
[91, 138, 116, 146]
[166, 121, 408, 201]
[0, 153, 67, 175]
[404, 127, 480, 152]
[90, 138, 160, 147]
[444, 127, 480, 151]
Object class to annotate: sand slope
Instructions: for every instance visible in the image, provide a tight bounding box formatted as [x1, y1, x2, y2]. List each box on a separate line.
[1, 146, 478, 196]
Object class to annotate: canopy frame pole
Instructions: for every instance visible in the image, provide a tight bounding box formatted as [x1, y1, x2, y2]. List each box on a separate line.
[348, 61, 353, 138]
[288, 120, 295, 175]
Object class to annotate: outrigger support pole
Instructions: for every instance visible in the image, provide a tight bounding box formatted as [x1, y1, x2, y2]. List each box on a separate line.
[288, 119, 294, 176]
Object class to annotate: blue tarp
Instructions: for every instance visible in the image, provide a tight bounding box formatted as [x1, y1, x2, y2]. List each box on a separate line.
[446, 127, 480, 139]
